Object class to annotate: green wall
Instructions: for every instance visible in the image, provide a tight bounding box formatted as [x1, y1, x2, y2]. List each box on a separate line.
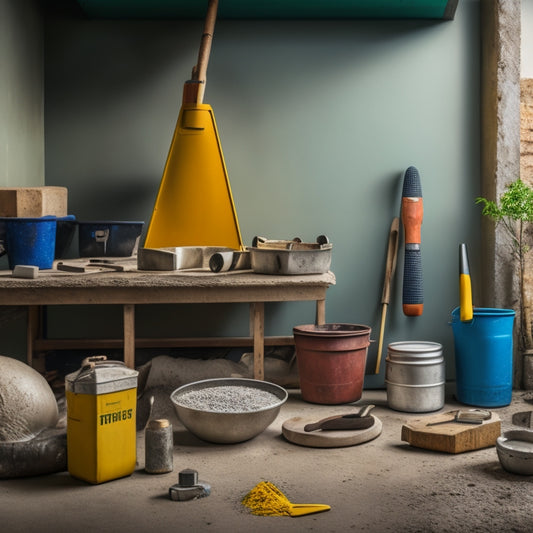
[0, 0, 44, 187]
[38, 0, 480, 387]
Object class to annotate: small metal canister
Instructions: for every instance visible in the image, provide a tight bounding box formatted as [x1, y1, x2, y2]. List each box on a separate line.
[145, 419, 173, 474]
[385, 341, 445, 413]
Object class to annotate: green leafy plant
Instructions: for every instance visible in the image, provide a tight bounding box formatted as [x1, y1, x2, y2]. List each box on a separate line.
[476, 178, 533, 350]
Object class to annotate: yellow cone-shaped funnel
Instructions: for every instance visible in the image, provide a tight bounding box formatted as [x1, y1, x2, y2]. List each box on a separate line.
[145, 103, 244, 250]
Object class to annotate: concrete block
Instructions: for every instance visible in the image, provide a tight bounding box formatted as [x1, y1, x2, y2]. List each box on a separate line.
[12, 265, 39, 279]
[0, 187, 67, 217]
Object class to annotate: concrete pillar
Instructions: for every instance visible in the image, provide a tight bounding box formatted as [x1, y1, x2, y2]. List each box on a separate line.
[480, 0, 522, 386]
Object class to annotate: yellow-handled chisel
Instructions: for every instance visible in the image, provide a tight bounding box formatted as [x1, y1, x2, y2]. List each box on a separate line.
[459, 243, 473, 321]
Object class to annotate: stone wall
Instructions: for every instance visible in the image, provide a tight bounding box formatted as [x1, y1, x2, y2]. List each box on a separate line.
[521, 78, 533, 388]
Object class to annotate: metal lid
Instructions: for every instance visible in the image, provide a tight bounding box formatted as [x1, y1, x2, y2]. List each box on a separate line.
[387, 341, 443, 363]
[65, 355, 138, 395]
[388, 341, 442, 353]
[148, 419, 170, 430]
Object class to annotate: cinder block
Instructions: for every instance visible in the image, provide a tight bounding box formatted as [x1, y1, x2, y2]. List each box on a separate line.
[0, 187, 67, 217]
[12, 265, 39, 279]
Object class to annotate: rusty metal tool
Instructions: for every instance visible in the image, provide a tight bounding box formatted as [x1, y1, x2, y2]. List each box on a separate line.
[375, 217, 399, 374]
[57, 262, 86, 273]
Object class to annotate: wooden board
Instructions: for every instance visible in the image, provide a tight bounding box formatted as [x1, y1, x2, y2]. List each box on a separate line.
[401, 410, 501, 454]
[282, 415, 382, 448]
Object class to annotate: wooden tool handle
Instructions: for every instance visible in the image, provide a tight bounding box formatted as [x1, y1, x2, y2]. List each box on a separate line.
[195, 0, 218, 82]
[190, 0, 219, 104]
[375, 218, 399, 374]
[381, 217, 400, 305]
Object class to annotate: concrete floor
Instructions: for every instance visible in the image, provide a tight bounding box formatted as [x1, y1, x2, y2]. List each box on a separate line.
[1, 386, 533, 533]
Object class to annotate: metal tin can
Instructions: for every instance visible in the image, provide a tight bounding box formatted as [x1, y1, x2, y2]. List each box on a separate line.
[65, 355, 138, 484]
[385, 341, 445, 413]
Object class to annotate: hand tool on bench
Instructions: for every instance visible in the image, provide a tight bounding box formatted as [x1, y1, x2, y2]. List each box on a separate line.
[88, 259, 125, 271]
[57, 260, 125, 273]
[375, 217, 399, 373]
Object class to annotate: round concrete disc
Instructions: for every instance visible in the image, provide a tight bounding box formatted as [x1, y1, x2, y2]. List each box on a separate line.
[281, 415, 382, 448]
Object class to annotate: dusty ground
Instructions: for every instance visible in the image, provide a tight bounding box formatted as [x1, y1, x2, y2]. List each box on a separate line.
[1, 386, 532, 533]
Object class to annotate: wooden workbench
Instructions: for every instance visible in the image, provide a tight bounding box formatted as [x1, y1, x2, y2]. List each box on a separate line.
[0, 261, 335, 379]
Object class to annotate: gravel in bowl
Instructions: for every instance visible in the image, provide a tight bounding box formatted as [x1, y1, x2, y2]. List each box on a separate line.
[496, 429, 533, 475]
[170, 378, 288, 444]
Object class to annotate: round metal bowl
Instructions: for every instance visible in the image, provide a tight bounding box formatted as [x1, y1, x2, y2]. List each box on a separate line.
[170, 378, 288, 444]
[496, 429, 533, 475]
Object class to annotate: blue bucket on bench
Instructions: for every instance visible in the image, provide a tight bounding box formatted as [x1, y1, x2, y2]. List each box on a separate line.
[3, 216, 57, 270]
[450, 306, 515, 407]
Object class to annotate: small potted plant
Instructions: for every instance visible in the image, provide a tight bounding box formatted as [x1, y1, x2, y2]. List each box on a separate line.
[476, 178, 533, 370]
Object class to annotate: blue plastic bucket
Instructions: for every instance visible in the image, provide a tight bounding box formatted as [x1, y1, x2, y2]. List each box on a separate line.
[4, 216, 57, 269]
[450, 306, 515, 407]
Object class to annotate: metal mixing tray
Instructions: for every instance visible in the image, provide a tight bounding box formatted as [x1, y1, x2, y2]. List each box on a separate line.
[250, 236, 332, 275]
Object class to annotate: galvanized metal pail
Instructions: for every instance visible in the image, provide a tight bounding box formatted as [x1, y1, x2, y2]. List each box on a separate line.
[385, 341, 445, 413]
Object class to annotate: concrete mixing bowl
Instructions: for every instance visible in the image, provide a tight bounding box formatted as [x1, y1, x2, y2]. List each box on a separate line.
[170, 378, 288, 444]
[496, 429, 533, 475]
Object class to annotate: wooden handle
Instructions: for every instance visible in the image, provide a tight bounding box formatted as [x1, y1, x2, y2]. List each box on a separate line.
[375, 218, 399, 374]
[190, 0, 219, 104]
[381, 217, 400, 305]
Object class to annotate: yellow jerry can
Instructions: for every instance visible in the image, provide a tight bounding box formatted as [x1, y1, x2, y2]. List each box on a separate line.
[65, 356, 138, 484]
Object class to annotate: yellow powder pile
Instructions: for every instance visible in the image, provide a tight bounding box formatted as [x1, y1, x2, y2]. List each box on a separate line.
[241, 481, 292, 516]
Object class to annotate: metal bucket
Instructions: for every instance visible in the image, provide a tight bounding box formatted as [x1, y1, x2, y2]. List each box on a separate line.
[385, 341, 445, 413]
[293, 323, 371, 405]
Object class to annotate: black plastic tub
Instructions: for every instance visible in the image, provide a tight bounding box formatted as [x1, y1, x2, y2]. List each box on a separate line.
[78, 221, 144, 257]
[55, 215, 77, 258]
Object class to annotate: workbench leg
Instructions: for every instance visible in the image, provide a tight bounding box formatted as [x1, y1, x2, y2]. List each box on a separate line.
[316, 299, 326, 325]
[250, 302, 264, 380]
[27, 305, 40, 368]
[123, 304, 135, 369]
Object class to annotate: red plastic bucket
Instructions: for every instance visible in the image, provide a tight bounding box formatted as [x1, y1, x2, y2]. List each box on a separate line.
[293, 323, 371, 405]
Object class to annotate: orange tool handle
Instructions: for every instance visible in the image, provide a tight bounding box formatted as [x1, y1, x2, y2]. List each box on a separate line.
[401, 167, 424, 316]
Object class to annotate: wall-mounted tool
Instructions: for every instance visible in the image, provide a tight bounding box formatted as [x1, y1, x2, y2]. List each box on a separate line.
[375, 218, 399, 374]
[401, 166, 424, 316]
[459, 243, 473, 321]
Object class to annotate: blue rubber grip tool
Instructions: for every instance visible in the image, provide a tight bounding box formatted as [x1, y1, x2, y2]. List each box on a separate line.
[401, 166, 423, 316]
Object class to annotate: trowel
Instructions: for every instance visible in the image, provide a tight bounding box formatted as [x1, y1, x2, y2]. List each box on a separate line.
[303, 405, 375, 432]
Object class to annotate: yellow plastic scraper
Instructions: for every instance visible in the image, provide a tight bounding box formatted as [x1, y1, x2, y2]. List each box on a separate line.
[459, 243, 473, 321]
[242, 481, 331, 517]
